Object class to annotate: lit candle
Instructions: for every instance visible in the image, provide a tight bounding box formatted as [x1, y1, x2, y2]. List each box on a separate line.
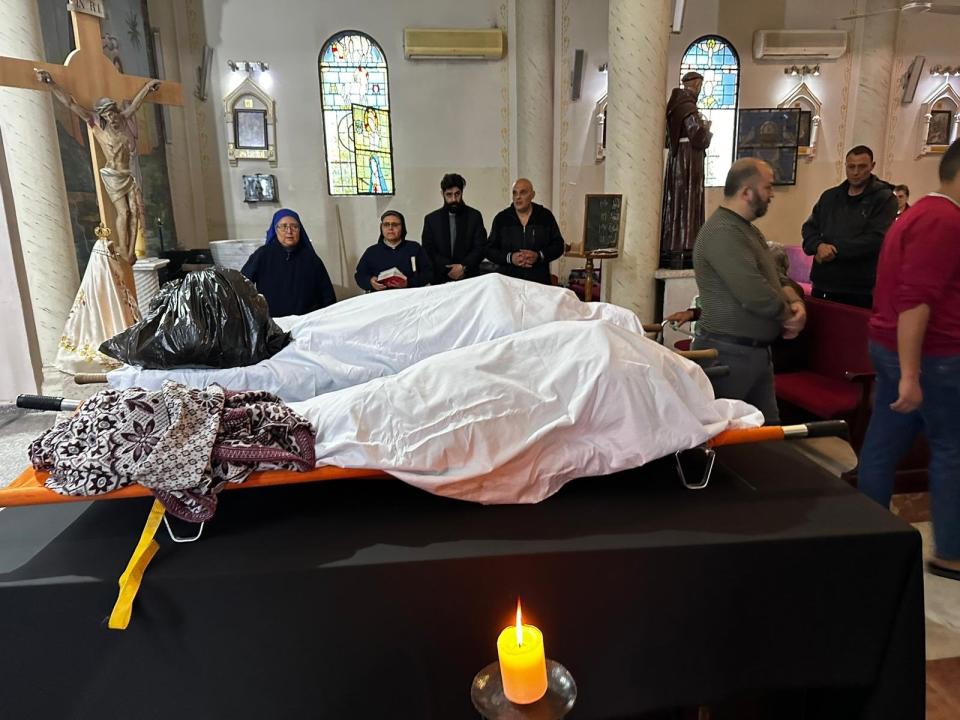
[496, 600, 548, 704]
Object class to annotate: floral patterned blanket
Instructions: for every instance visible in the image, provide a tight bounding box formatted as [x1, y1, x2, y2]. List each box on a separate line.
[29, 381, 315, 522]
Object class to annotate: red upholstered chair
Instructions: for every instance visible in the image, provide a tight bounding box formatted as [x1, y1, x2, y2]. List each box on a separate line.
[774, 297, 875, 450]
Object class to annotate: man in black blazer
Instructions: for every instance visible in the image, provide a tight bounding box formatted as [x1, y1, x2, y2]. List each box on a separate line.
[421, 173, 487, 284]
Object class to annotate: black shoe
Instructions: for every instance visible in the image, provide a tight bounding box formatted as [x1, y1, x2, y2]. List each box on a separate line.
[926, 560, 960, 581]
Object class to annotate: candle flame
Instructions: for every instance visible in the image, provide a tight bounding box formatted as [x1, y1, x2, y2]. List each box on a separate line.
[515, 599, 523, 647]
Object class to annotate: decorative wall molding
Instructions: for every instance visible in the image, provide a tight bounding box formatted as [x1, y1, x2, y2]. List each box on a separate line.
[916, 80, 959, 157]
[223, 76, 277, 166]
[779, 82, 822, 158]
[499, 1, 511, 199]
[557, 0, 572, 240]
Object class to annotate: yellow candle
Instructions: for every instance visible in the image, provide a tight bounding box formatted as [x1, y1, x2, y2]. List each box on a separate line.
[496, 602, 548, 704]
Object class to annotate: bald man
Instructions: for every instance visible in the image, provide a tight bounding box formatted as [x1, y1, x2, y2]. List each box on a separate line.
[692, 158, 806, 424]
[485, 178, 565, 285]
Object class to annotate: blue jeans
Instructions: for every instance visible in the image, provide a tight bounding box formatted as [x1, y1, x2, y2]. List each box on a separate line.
[858, 342, 960, 560]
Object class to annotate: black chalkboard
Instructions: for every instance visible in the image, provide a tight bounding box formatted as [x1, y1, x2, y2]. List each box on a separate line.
[582, 194, 623, 256]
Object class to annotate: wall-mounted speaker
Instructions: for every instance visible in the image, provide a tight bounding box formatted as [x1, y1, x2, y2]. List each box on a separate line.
[901, 55, 925, 104]
[571, 49, 585, 101]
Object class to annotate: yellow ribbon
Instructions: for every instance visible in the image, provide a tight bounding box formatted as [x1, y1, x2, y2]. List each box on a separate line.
[108, 499, 165, 630]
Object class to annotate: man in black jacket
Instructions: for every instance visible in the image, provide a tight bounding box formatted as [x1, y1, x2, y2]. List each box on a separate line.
[421, 173, 487, 284]
[801, 145, 898, 308]
[485, 178, 565, 285]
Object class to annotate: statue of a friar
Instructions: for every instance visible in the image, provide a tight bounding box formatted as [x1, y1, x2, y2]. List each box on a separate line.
[35, 68, 160, 265]
[659, 71, 713, 269]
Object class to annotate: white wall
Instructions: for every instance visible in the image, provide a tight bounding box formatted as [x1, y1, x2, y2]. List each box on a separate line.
[665, 0, 960, 244]
[666, 0, 860, 247]
[200, 0, 510, 287]
[193, 0, 960, 284]
[886, 11, 960, 199]
[553, 0, 608, 283]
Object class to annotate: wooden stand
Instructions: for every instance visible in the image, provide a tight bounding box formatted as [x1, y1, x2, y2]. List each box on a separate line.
[583, 256, 595, 303]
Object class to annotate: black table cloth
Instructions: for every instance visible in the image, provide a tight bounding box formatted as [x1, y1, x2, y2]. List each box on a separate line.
[0, 443, 924, 719]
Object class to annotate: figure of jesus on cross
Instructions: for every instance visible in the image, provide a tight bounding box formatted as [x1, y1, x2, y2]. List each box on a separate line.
[0, 1, 183, 267]
[36, 69, 159, 265]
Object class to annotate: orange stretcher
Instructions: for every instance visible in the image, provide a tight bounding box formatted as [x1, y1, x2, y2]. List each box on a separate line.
[5, 393, 849, 631]
[3, 464, 387, 508]
[3, 420, 847, 509]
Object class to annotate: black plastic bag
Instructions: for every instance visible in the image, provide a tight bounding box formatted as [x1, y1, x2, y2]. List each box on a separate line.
[100, 267, 290, 369]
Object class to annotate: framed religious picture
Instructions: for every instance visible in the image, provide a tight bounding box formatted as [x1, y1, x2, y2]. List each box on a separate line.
[927, 109, 953, 146]
[735, 147, 799, 185]
[242, 174, 277, 203]
[736, 108, 801, 185]
[234, 108, 268, 150]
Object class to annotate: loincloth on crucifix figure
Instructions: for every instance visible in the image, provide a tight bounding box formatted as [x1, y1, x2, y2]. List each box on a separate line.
[55, 223, 141, 374]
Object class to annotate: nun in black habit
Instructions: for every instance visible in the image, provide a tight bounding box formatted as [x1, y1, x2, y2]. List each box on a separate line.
[241, 208, 337, 317]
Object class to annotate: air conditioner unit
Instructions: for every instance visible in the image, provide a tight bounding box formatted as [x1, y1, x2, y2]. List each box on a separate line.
[404, 27, 505, 60]
[753, 30, 848, 60]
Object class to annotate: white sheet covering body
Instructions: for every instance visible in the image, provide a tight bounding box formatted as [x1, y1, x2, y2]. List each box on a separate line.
[106, 275, 645, 400]
[290, 321, 763, 504]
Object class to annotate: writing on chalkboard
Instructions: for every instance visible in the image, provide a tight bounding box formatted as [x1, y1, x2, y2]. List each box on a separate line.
[582, 194, 623, 256]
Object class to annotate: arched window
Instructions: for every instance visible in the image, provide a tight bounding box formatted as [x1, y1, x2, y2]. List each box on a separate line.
[680, 36, 739, 188]
[319, 31, 394, 196]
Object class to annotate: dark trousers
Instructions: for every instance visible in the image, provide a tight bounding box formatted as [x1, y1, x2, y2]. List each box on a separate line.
[692, 334, 780, 425]
[812, 289, 872, 309]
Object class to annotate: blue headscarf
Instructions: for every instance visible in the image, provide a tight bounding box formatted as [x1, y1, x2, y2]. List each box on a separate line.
[245, 207, 336, 316]
[265, 208, 313, 248]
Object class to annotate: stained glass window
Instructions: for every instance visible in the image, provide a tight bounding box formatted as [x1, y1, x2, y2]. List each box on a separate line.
[680, 36, 740, 188]
[319, 31, 394, 196]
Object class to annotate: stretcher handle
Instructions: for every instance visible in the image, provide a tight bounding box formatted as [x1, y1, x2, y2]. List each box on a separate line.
[702, 365, 729, 379]
[74, 373, 108, 384]
[676, 348, 718, 361]
[796, 419, 849, 439]
[16, 395, 80, 412]
[642, 323, 663, 334]
[707, 420, 849, 448]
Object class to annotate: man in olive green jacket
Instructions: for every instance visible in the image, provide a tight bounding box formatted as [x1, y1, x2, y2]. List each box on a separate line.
[691, 158, 806, 424]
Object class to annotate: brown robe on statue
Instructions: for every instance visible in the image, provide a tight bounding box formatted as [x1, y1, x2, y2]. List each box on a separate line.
[660, 87, 712, 268]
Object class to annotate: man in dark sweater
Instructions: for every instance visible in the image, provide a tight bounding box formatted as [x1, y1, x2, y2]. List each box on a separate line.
[485, 178, 565, 285]
[858, 140, 960, 581]
[801, 145, 898, 308]
[692, 158, 806, 424]
[421, 173, 487, 284]
[355, 210, 432, 292]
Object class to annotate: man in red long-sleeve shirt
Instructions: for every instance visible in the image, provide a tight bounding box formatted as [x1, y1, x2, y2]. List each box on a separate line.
[858, 140, 960, 581]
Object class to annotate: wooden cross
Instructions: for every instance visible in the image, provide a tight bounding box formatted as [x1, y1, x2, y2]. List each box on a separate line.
[0, 1, 183, 258]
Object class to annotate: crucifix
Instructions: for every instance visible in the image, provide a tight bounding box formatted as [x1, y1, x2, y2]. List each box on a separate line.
[0, 0, 183, 265]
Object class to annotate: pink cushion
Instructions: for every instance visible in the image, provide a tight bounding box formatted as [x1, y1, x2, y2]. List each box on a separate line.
[775, 372, 862, 418]
[784, 245, 812, 285]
